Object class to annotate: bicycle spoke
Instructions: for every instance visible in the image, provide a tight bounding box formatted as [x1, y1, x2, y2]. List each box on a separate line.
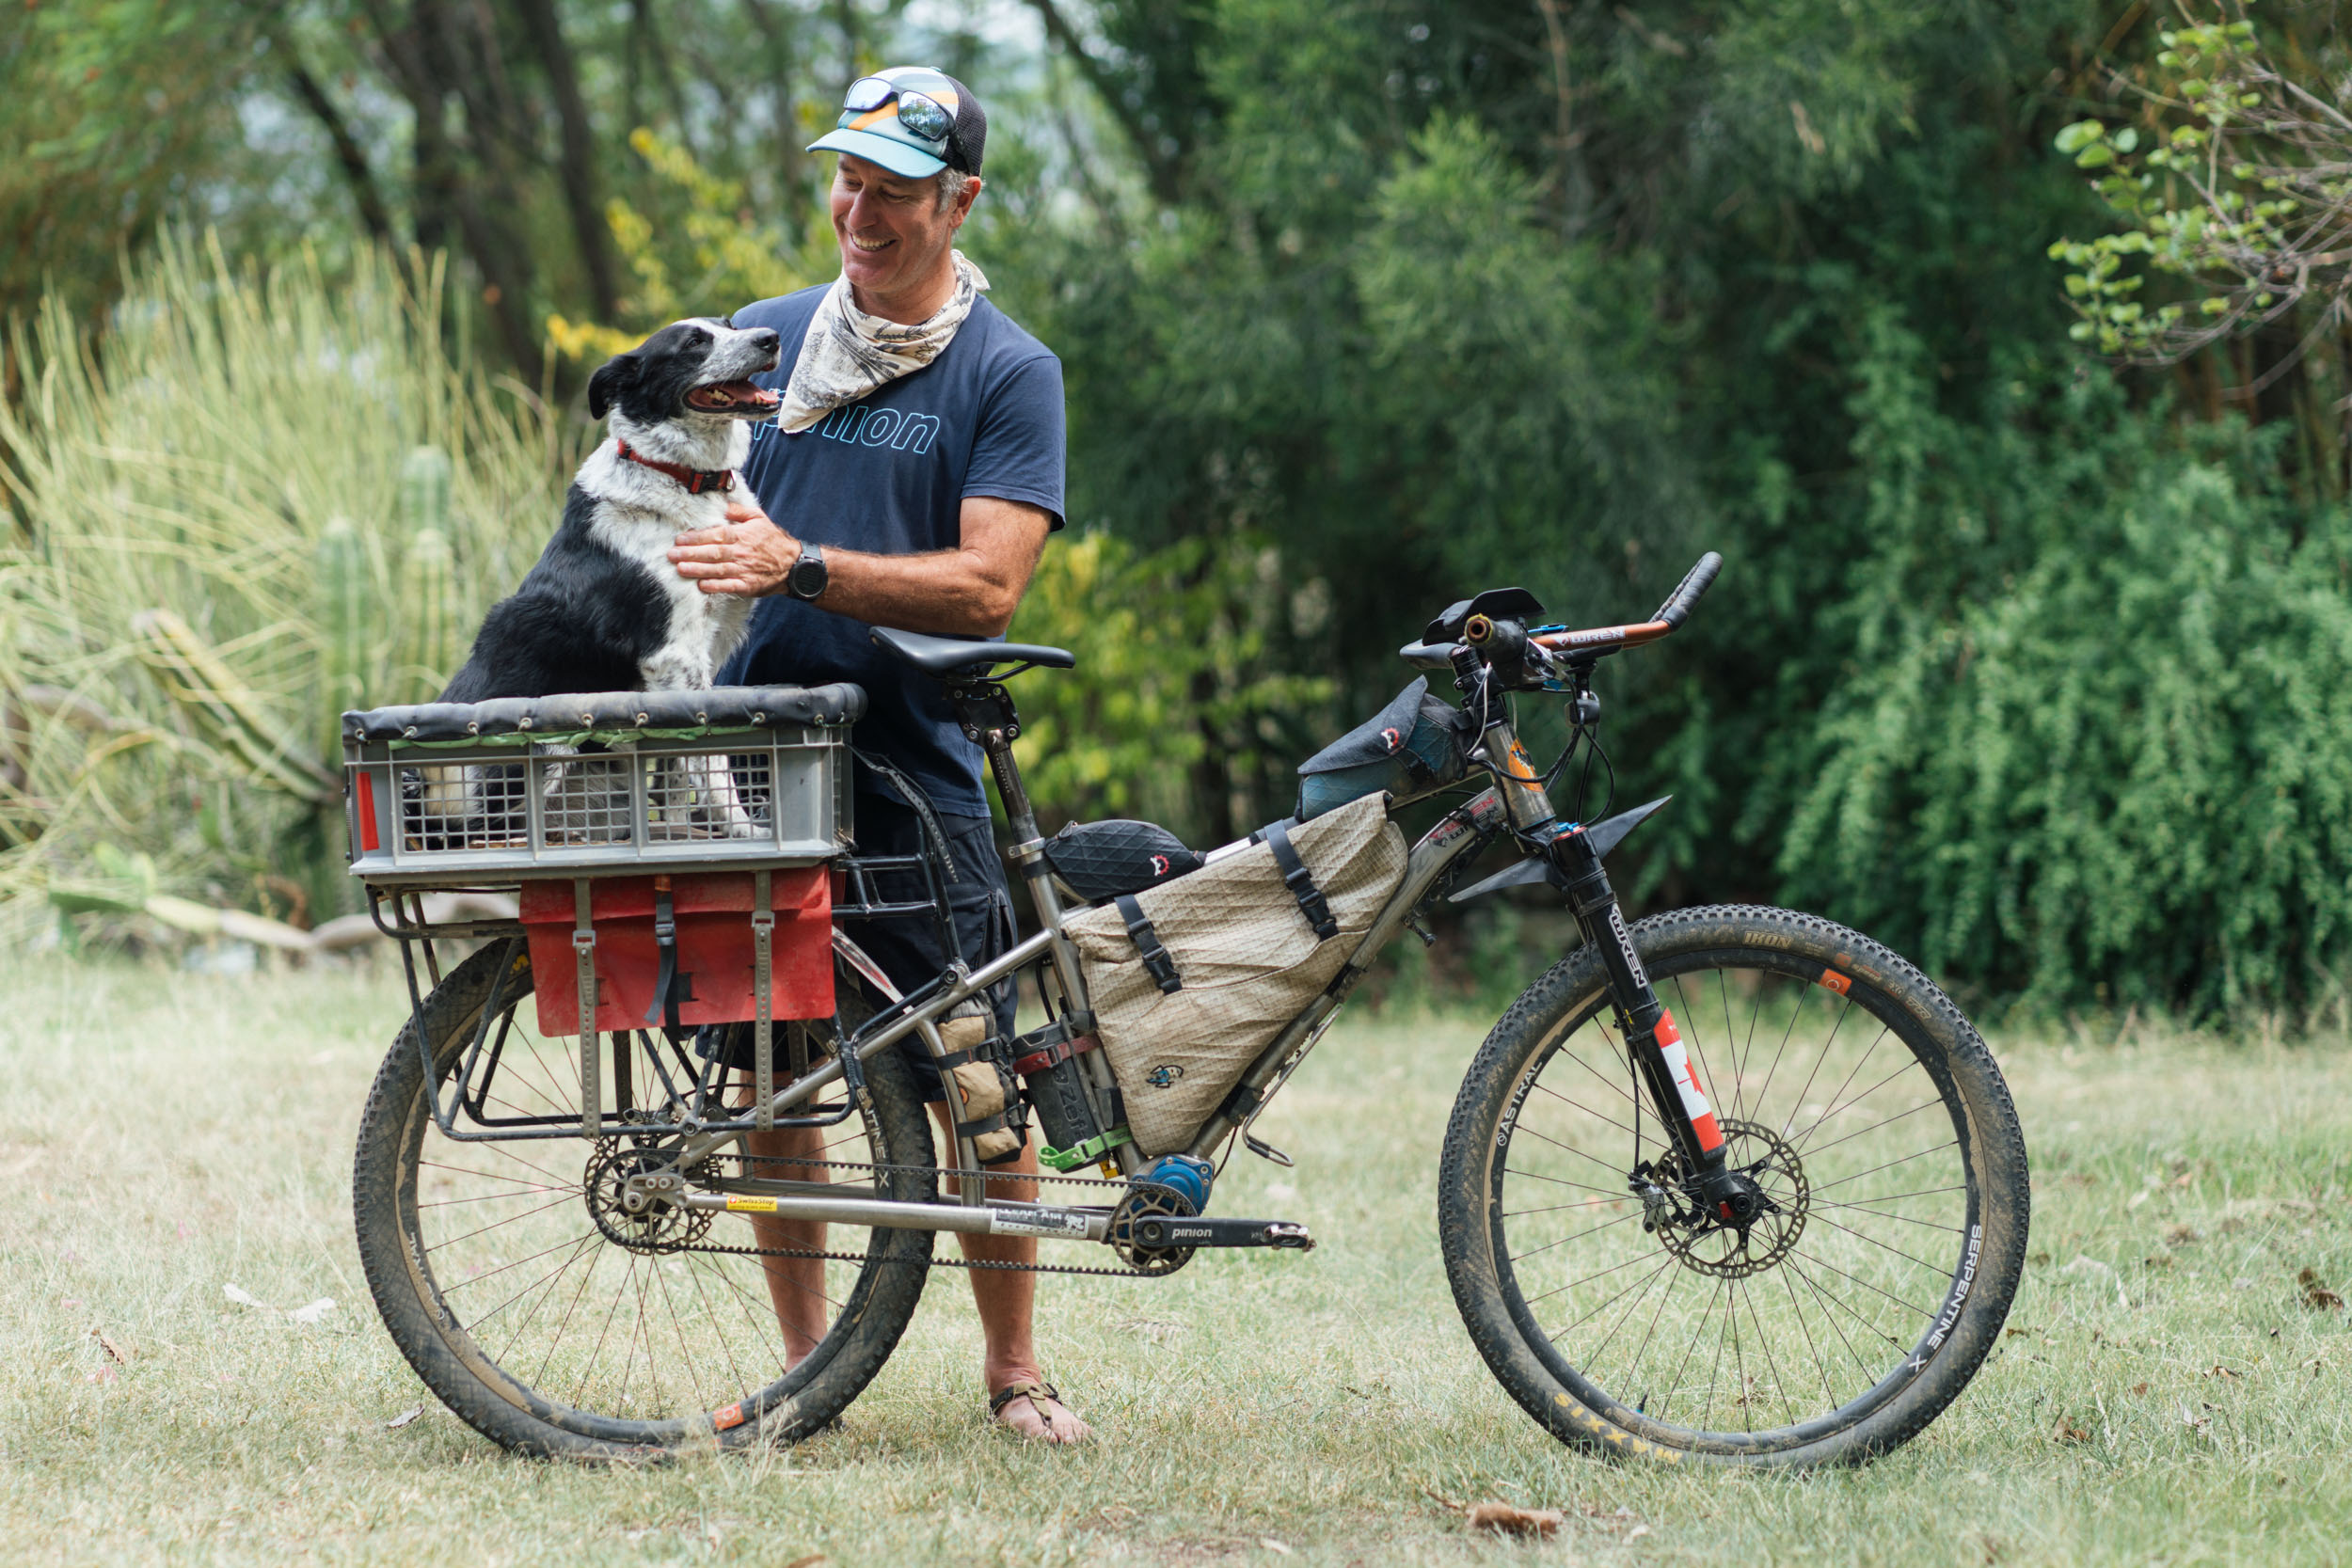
[1668, 973, 1727, 1133]
[1788, 1246, 1932, 1328]
[1778, 1258, 1838, 1413]
[1527, 1246, 1661, 1309]
[1738, 1276, 1795, 1430]
[1806, 1212, 1954, 1278]
[1787, 1250, 1876, 1382]
[1807, 1140, 1959, 1196]
[1544, 1251, 1682, 1341]
[1747, 980, 1810, 1115]
[1785, 1253, 1910, 1355]
[1775, 995, 1854, 1144]
[469, 1234, 599, 1334]
[1503, 1167, 1633, 1197]
[439, 1229, 604, 1296]
[492, 1235, 601, 1365]
[1796, 1096, 1941, 1162]
[1810, 1198, 1964, 1235]
[1529, 1079, 1640, 1139]
[1513, 1122, 1644, 1180]
[1506, 1207, 1642, 1264]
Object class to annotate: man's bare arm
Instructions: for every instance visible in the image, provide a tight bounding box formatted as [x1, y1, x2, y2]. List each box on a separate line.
[667, 495, 1052, 637]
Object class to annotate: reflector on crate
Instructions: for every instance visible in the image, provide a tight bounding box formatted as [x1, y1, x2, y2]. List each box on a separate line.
[519, 869, 834, 1036]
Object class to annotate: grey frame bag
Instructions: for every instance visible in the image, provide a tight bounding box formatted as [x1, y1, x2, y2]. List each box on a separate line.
[1063, 793, 1408, 1156]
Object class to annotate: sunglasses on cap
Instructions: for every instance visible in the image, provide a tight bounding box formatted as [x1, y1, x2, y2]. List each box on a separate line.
[842, 75, 955, 145]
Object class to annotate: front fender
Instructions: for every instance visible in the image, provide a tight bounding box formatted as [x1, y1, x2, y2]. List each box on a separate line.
[1446, 797, 1670, 905]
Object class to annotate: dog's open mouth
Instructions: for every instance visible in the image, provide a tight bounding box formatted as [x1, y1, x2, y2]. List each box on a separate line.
[685, 380, 783, 415]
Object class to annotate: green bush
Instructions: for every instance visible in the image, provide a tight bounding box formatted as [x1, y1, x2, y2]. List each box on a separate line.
[1758, 322, 2352, 1021]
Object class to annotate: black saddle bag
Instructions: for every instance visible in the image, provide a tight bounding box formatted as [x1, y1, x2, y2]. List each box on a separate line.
[1039, 818, 1204, 904]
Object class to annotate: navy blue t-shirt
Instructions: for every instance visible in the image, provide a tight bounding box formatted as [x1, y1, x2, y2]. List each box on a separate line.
[720, 286, 1065, 816]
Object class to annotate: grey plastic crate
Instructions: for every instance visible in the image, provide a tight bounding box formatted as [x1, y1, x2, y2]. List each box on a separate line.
[342, 686, 863, 886]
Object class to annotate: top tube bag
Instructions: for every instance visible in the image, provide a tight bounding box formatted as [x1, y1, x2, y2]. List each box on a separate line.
[1063, 793, 1408, 1156]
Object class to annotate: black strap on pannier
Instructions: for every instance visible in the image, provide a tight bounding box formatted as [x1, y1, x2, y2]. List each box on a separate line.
[644, 882, 689, 1035]
[1116, 894, 1184, 993]
[1263, 819, 1340, 940]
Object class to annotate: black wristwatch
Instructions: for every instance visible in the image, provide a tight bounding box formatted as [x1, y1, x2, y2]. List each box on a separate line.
[786, 540, 828, 601]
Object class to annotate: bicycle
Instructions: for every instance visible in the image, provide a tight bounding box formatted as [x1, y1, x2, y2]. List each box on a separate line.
[343, 552, 2027, 1467]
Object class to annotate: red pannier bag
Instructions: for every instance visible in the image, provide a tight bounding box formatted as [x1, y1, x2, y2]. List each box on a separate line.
[519, 868, 834, 1037]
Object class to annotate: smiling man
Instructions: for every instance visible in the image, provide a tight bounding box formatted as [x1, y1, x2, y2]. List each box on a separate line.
[665, 68, 1086, 1444]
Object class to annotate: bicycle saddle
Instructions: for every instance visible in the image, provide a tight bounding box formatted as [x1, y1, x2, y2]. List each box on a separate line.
[869, 626, 1075, 678]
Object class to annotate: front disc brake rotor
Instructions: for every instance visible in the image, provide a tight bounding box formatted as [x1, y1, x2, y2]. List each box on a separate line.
[1649, 1118, 1810, 1279]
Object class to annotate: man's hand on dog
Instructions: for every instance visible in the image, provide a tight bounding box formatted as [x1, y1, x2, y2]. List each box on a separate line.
[670, 501, 798, 596]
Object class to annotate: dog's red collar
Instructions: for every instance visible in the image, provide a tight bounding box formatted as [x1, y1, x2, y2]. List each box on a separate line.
[613, 438, 736, 496]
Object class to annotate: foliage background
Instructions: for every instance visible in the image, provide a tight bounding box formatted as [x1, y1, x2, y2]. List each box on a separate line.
[4, 0, 2349, 1020]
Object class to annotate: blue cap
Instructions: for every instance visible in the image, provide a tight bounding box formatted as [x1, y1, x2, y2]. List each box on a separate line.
[808, 66, 986, 180]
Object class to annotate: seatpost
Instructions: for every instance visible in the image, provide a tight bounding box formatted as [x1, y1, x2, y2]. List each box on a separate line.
[944, 677, 1099, 1065]
[944, 676, 1041, 842]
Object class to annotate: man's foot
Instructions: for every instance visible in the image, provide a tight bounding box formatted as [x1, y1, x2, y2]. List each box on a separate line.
[987, 1378, 1092, 1445]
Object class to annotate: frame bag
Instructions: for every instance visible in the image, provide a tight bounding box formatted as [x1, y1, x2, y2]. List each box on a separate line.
[1064, 793, 1408, 1156]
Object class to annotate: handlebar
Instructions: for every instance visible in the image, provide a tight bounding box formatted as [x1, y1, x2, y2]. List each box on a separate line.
[1521, 550, 1722, 660]
[1395, 551, 1724, 673]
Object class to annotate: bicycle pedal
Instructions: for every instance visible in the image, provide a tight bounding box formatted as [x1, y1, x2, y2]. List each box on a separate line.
[1126, 1214, 1315, 1252]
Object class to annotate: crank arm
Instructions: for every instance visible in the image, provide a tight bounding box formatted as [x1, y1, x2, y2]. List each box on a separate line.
[1126, 1215, 1316, 1251]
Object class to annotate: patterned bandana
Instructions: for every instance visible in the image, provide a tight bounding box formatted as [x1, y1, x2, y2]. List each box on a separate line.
[774, 251, 990, 435]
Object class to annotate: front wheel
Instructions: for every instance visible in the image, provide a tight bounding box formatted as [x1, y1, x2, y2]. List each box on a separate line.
[1438, 905, 2028, 1468]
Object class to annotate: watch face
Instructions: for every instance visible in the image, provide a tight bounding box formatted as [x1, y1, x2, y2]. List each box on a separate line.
[791, 547, 826, 598]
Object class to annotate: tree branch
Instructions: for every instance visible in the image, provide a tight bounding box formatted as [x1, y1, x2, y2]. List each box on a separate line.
[281, 52, 394, 245]
[1025, 0, 1183, 203]
[508, 0, 622, 317]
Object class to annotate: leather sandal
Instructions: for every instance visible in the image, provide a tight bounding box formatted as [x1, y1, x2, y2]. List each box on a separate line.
[986, 1378, 1073, 1440]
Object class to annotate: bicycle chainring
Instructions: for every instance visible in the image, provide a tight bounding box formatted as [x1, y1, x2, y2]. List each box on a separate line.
[1105, 1182, 1198, 1276]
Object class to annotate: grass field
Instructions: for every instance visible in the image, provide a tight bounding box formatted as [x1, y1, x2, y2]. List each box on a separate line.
[1, 955, 2347, 1566]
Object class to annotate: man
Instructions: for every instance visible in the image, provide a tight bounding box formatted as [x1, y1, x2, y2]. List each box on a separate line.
[666, 66, 1088, 1445]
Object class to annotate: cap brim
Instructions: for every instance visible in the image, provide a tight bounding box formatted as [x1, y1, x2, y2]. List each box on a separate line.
[808, 128, 946, 179]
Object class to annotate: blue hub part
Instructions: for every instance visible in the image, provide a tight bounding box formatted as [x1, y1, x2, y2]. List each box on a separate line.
[1137, 1153, 1214, 1213]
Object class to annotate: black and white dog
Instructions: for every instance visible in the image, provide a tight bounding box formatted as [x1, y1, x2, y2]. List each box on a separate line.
[440, 317, 782, 702]
[428, 318, 783, 838]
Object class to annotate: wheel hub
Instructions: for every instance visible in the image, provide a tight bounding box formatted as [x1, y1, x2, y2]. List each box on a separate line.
[1633, 1118, 1809, 1279]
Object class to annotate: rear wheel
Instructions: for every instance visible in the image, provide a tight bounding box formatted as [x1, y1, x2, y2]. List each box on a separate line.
[353, 939, 936, 1459]
[1438, 905, 2028, 1468]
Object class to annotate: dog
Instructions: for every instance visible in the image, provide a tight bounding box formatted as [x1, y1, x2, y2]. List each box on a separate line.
[421, 317, 784, 843]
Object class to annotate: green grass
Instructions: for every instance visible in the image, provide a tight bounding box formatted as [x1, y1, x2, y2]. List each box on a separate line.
[1, 956, 2347, 1566]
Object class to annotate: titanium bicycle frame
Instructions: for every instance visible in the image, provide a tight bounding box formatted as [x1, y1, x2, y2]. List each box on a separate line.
[656, 600, 1740, 1242]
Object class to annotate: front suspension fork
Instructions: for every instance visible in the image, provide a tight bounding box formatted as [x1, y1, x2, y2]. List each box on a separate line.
[1545, 827, 1748, 1216]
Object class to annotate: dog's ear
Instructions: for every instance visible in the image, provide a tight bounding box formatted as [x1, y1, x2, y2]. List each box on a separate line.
[586, 353, 640, 420]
